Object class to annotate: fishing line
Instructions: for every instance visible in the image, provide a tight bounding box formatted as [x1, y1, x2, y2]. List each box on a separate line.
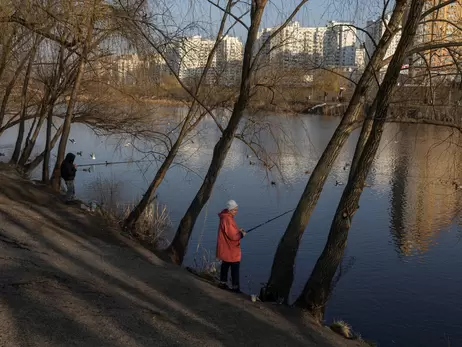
[246, 208, 296, 234]
[77, 159, 153, 167]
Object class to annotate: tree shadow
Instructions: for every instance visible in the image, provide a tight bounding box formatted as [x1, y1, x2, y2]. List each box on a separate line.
[0, 170, 355, 347]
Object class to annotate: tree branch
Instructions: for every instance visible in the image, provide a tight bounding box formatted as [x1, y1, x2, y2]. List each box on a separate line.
[251, 0, 309, 71]
[2, 14, 77, 49]
[420, 18, 462, 34]
[380, 41, 462, 68]
[421, 0, 457, 19]
[206, 0, 249, 30]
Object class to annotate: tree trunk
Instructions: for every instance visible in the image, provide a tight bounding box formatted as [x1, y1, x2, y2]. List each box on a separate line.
[262, 0, 408, 303]
[164, 1, 268, 265]
[10, 40, 38, 164]
[17, 41, 71, 167]
[42, 103, 54, 183]
[22, 116, 37, 157]
[24, 124, 63, 175]
[0, 27, 18, 83]
[18, 98, 49, 167]
[50, 7, 94, 191]
[50, 57, 85, 190]
[296, 0, 424, 321]
[348, 100, 377, 179]
[42, 43, 66, 183]
[124, 141, 182, 229]
[124, 1, 233, 231]
[0, 51, 30, 128]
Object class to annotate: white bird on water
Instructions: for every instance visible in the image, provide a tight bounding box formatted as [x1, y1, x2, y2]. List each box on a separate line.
[124, 142, 131, 147]
[90, 153, 96, 160]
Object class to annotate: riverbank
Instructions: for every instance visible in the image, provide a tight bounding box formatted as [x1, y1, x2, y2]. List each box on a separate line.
[0, 164, 366, 347]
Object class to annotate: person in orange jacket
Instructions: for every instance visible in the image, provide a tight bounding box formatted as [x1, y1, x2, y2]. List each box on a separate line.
[216, 200, 246, 292]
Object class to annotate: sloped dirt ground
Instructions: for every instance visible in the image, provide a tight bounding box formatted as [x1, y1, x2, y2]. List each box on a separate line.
[0, 164, 364, 347]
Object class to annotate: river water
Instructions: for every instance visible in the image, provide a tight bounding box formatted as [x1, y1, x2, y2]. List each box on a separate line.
[1, 110, 462, 347]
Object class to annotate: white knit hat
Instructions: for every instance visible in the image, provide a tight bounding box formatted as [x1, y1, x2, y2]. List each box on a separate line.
[226, 200, 238, 211]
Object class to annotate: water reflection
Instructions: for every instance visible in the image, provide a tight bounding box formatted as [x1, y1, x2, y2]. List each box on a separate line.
[388, 124, 462, 257]
[1, 113, 462, 346]
[389, 130, 410, 256]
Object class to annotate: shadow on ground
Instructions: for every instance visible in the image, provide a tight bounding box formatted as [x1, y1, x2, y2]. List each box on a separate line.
[0, 166, 362, 347]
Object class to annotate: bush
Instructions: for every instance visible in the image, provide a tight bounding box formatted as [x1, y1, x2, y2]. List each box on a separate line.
[89, 175, 171, 249]
[192, 247, 220, 282]
[330, 320, 352, 338]
[122, 202, 171, 249]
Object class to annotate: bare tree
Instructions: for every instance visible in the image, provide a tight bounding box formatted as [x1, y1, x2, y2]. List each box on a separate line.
[0, 34, 33, 129]
[10, 35, 41, 164]
[122, 0, 237, 231]
[49, 0, 98, 189]
[263, 0, 409, 302]
[43, 42, 67, 182]
[16, 43, 78, 168]
[295, 0, 425, 320]
[164, 0, 310, 265]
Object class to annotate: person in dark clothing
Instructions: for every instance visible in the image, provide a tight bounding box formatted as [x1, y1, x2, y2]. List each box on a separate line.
[61, 153, 77, 202]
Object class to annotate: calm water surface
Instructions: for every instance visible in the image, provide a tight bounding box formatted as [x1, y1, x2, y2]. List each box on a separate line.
[1, 111, 462, 347]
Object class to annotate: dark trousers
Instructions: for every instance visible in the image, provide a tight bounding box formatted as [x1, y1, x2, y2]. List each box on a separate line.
[220, 261, 240, 289]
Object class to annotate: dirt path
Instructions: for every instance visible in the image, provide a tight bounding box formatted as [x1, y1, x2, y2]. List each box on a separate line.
[0, 165, 364, 347]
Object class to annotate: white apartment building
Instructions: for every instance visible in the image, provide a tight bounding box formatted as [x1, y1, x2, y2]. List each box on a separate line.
[355, 47, 366, 70]
[164, 35, 243, 85]
[258, 22, 328, 68]
[300, 27, 327, 66]
[116, 53, 142, 81]
[324, 21, 357, 67]
[115, 53, 166, 84]
[174, 36, 217, 82]
[216, 36, 243, 62]
[365, 13, 402, 65]
[216, 35, 243, 85]
[257, 22, 304, 68]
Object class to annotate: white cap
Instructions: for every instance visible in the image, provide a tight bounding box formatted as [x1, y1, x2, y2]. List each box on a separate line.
[226, 200, 238, 211]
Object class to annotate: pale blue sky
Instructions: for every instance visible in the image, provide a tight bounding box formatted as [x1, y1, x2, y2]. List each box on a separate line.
[169, 0, 386, 40]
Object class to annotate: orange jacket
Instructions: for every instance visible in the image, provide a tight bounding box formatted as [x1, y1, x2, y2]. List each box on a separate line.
[216, 209, 243, 263]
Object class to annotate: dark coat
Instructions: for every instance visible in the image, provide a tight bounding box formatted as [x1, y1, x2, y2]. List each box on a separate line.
[61, 153, 76, 181]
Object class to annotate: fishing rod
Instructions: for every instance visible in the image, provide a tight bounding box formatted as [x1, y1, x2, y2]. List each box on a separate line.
[77, 159, 153, 167]
[246, 208, 296, 233]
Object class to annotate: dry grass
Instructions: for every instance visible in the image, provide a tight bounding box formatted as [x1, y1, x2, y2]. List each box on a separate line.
[121, 202, 171, 249]
[192, 247, 220, 282]
[89, 175, 171, 249]
[330, 320, 352, 339]
[329, 320, 377, 346]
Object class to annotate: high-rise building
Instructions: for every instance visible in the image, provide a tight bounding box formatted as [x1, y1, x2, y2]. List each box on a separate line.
[114, 53, 165, 84]
[175, 36, 216, 82]
[355, 47, 366, 70]
[164, 35, 243, 85]
[364, 13, 402, 66]
[324, 21, 357, 67]
[257, 21, 306, 68]
[216, 35, 243, 85]
[299, 27, 327, 65]
[216, 36, 243, 62]
[418, 0, 462, 68]
[256, 21, 370, 69]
